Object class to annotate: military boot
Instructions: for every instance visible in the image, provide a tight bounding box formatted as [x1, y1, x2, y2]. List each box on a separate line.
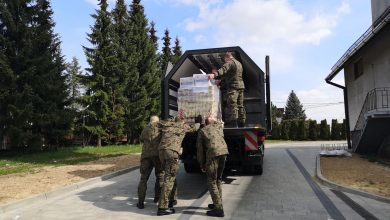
[157, 208, 175, 216]
[136, 202, 144, 209]
[168, 200, 177, 208]
[206, 208, 224, 217]
[208, 204, 215, 209]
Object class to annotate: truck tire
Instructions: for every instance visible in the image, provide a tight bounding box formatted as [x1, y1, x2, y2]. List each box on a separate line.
[184, 163, 200, 173]
[253, 164, 263, 175]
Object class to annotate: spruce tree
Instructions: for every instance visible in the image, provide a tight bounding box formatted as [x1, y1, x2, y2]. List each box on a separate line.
[172, 36, 182, 65]
[83, 0, 125, 146]
[308, 120, 318, 140]
[65, 57, 83, 111]
[160, 29, 172, 78]
[1, 0, 71, 150]
[127, 0, 160, 141]
[283, 90, 306, 120]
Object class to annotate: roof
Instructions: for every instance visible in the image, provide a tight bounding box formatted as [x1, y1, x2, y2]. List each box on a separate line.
[325, 6, 390, 83]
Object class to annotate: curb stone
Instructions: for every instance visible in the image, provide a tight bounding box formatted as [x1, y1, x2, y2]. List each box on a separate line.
[315, 155, 390, 204]
[0, 165, 140, 214]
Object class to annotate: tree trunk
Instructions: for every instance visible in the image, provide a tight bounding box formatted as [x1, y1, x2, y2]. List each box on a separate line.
[97, 135, 101, 147]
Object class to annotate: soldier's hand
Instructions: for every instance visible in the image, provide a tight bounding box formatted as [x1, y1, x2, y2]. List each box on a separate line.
[207, 74, 215, 80]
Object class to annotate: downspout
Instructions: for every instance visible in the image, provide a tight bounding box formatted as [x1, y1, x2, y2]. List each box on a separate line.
[325, 79, 352, 149]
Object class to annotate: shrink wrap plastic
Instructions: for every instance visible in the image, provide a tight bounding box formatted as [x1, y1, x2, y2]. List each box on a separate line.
[178, 75, 222, 123]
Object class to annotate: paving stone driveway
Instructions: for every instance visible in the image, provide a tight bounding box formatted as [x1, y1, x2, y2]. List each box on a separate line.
[1, 142, 389, 220]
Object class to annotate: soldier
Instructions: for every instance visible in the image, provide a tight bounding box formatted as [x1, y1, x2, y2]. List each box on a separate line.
[208, 52, 246, 127]
[196, 116, 228, 217]
[157, 115, 200, 216]
[137, 116, 163, 209]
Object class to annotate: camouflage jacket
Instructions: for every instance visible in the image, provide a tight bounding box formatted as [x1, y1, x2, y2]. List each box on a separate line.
[216, 58, 244, 90]
[139, 122, 161, 159]
[196, 122, 228, 166]
[158, 119, 200, 154]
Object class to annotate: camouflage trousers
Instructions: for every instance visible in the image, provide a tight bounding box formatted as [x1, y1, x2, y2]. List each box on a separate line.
[223, 89, 246, 124]
[206, 155, 227, 210]
[158, 149, 179, 209]
[137, 156, 164, 203]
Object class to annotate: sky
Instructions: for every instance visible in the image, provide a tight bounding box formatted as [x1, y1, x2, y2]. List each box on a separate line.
[51, 0, 372, 123]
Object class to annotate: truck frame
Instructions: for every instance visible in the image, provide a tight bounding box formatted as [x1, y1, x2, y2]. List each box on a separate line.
[161, 46, 271, 175]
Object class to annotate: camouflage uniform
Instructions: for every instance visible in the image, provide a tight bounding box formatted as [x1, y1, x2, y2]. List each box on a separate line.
[138, 122, 163, 204]
[215, 57, 246, 125]
[158, 119, 200, 209]
[196, 122, 228, 211]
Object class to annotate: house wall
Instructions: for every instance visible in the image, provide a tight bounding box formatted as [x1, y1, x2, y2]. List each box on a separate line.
[344, 24, 390, 130]
[371, 0, 390, 24]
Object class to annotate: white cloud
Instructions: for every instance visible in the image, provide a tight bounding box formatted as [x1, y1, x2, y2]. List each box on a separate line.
[172, 0, 350, 72]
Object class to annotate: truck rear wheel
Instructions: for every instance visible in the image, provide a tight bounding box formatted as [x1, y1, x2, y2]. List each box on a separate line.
[253, 164, 263, 175]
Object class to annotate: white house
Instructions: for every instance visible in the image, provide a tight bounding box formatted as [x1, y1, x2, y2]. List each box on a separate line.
[325, 0, 390, 156]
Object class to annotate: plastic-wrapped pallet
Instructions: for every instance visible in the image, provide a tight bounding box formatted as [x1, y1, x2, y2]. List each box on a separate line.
[178, 74, 222, 123]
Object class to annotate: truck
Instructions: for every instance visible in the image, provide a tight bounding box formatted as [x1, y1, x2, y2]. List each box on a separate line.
[161, 46, 271, 175]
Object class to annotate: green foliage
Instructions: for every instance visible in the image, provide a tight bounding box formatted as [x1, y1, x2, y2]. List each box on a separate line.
[341, 119, 347, 140]
[289, 120, 298, 140]
[127, 0, 160, 141]
[160, 29, 172, 76]
[172, 36, 182, 64]
[297, 120, 306, 140]
[0, 0, 72, 150]
[270, 122, 281, 139]
[331, 119, 341, 140]
[283, 90, 306, 120]
[280, 120, 290, 140]
[319, 119, 330, 140]
[0, 144, 141, 175]
[307, 120, 318, 140]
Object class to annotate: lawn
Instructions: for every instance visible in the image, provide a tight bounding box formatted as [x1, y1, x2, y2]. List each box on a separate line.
[264, 139, 290, 144]
[0, 144, 142, 176]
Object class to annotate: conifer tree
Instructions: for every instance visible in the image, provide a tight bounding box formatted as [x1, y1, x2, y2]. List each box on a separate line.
[1, 0, 71, 149]
[341, 119, 347, 140]
[289, 120, 298, 140]
[308, 120, 318, 140]
[83, 0, 125, 146]
[172, 36, 182, 64]
[127, 0, 160, 140]
[283, 90, 306, 120]
[297, 120, 306, 140]
[319, 119, 330, 140]
[65, 57, 83, 111]
[280, 120, 290, 140]
[331, 119, 340, 140]
[160, 29, 172, 78]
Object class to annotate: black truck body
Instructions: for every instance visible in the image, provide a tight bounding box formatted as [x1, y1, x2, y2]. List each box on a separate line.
[161, 46, 271, 175]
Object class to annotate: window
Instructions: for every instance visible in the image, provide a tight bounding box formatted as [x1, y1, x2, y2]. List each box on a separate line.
[354, 58, 364, 79]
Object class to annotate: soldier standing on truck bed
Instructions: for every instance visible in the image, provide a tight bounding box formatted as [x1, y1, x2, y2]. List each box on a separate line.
[196, 116, 228, 217]
[157, 114, 200, 216]
[208, 52, 246, 127]
[137, 116, 163, 209]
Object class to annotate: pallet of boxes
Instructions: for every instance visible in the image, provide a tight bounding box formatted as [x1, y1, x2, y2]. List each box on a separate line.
[178, 74, 222, 123]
